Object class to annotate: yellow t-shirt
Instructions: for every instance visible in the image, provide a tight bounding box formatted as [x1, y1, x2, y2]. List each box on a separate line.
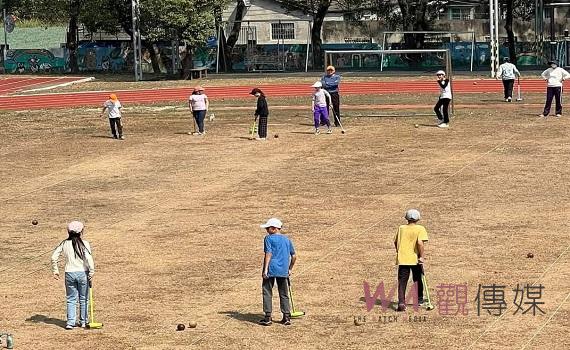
[394, 224, 429, 265]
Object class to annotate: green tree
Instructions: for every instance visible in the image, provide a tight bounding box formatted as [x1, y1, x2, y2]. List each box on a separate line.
[139, 0, 216, 77]
[503, 0, 535, 64]
[280, 0, 332, 69]
[339, 0, 447, 66]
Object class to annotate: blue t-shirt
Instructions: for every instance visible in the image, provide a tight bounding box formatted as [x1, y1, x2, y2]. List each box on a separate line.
[264, 233, 295, 277]
[321, 74, 341, 93]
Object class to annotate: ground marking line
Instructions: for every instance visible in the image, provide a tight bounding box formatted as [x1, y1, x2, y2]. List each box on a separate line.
[190, 117, 542, 345]
[520, 289, 570, 350]
[0, 77, 70, 96]
[466, 242, 570, 349]
[21, 77, 95, 93]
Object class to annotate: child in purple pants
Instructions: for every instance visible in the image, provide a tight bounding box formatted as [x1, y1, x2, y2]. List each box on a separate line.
[311, 81, 332, 135]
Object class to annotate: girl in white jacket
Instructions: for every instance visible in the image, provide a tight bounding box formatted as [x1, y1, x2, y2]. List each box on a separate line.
[434, 70, 452, 128]
[51, 221, 95, 329]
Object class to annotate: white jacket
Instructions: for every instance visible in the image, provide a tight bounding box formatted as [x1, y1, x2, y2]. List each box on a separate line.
[51, 240, 95, 277]
[497, 62, 520, 80]
[541, 67, 570, 87]
[438, 79, 452, 99]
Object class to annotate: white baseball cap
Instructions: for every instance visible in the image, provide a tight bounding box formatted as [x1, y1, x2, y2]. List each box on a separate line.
[435, 70, 446, 76]
[312, 81, 322, 88]
[260, 218, 283, 229]
[67, 220, 84, 233]
[404, 209, 421, 222]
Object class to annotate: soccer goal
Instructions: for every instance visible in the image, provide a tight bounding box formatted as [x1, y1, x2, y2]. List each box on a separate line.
[324, 49, 455, 117]
[381, 31, 475, 72]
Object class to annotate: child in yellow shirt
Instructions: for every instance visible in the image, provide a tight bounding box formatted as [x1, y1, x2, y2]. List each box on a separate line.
[394, 209, 429, 311]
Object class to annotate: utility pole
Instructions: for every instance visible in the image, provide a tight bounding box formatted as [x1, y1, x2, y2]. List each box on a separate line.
[489, 0, 500, 77]
[131, 0, 143, 81]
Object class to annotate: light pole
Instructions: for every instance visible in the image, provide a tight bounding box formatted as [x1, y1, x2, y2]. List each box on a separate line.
[489, 0, 500, 77]
[131, 0, 142, 81]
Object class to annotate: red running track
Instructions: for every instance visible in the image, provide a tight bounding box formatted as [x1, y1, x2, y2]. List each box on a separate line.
[0, 79, 551, 111]
[0, 76, 86, 95]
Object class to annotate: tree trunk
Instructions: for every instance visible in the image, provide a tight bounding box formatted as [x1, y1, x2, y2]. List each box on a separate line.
[67, 2, 80, 74]
[213, 6, 227, 72]
[311, 0, 331, 69]
[222, 0, 247, 72]
[398, 0, 428, 68]
[144, 42, 161, 74]
[504, 0, 517, 64]
[181, 44, 194, 80]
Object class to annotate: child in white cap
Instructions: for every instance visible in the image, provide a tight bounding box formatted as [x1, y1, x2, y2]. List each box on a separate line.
[311, 81, 332, 135]
[394, 209, 429, 311]
[434, 71, 452, 128]
[51, 221, 95, 329]
[259, 218, 296, 326]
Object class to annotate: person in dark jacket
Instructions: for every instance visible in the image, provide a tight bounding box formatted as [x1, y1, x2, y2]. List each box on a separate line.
[250, 88, 269, 140]
[321, 65, 342, 126]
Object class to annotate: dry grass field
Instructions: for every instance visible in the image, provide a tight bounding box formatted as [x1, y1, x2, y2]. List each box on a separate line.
[0, 91, 568, 350]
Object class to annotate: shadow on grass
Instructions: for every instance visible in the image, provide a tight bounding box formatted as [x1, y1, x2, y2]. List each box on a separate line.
[358, 297, 399, 311]
[26, 314, 67, 328]
[90, 135, 115, 139]
[417, 124, 440, 128]
[219, 311, 262, 324]
[290, 131, 317, 135]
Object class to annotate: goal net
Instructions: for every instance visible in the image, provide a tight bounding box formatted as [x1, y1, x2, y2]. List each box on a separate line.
[381, 31, 476, 71]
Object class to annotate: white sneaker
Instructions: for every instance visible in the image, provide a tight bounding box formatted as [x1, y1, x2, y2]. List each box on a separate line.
[315, 128, 320, 135]
[438, 123, 449, 128]
[326, 129, 332, 134]
[556, 114, 562, 117]
[507, 97, 512, 102]
[255, 137, 267, 141]
[437, 119, 445, 125]
[538, 114, 546, 118]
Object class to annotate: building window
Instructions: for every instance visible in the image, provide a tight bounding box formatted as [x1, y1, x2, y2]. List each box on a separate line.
[449, 8, 473, 20]
[271, 23, 295, 40]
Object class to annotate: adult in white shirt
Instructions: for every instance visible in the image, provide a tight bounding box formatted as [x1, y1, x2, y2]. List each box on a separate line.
[496, 57, 520, 102]
[188, 86, 209, 135]
[51, 221, 95, 330]
[540, 60, 570, 117]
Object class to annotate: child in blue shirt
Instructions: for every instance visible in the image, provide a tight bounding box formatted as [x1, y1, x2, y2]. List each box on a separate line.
[259, 218, 296, 326]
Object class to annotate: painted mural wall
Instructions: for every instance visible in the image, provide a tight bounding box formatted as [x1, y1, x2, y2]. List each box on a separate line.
[3, 41, 217, 74]
[0, 41, 550, 74]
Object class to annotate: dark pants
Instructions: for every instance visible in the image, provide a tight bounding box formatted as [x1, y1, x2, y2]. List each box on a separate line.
[543, 86, 562, 116]
[257, 114, 268, 138]
[262, 277, 290, 316]
[193, 110, 206, 133]
[502, 79, 515, 99]
[398, 265, 423, 304]
[327, 91, 341, 126]
[434, 98, 451, 123]
[109, 118, 123, 138]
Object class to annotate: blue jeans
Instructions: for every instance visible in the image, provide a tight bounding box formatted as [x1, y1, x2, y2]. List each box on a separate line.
[65, 272, 88, 326]
[193, 110, 206, 133]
